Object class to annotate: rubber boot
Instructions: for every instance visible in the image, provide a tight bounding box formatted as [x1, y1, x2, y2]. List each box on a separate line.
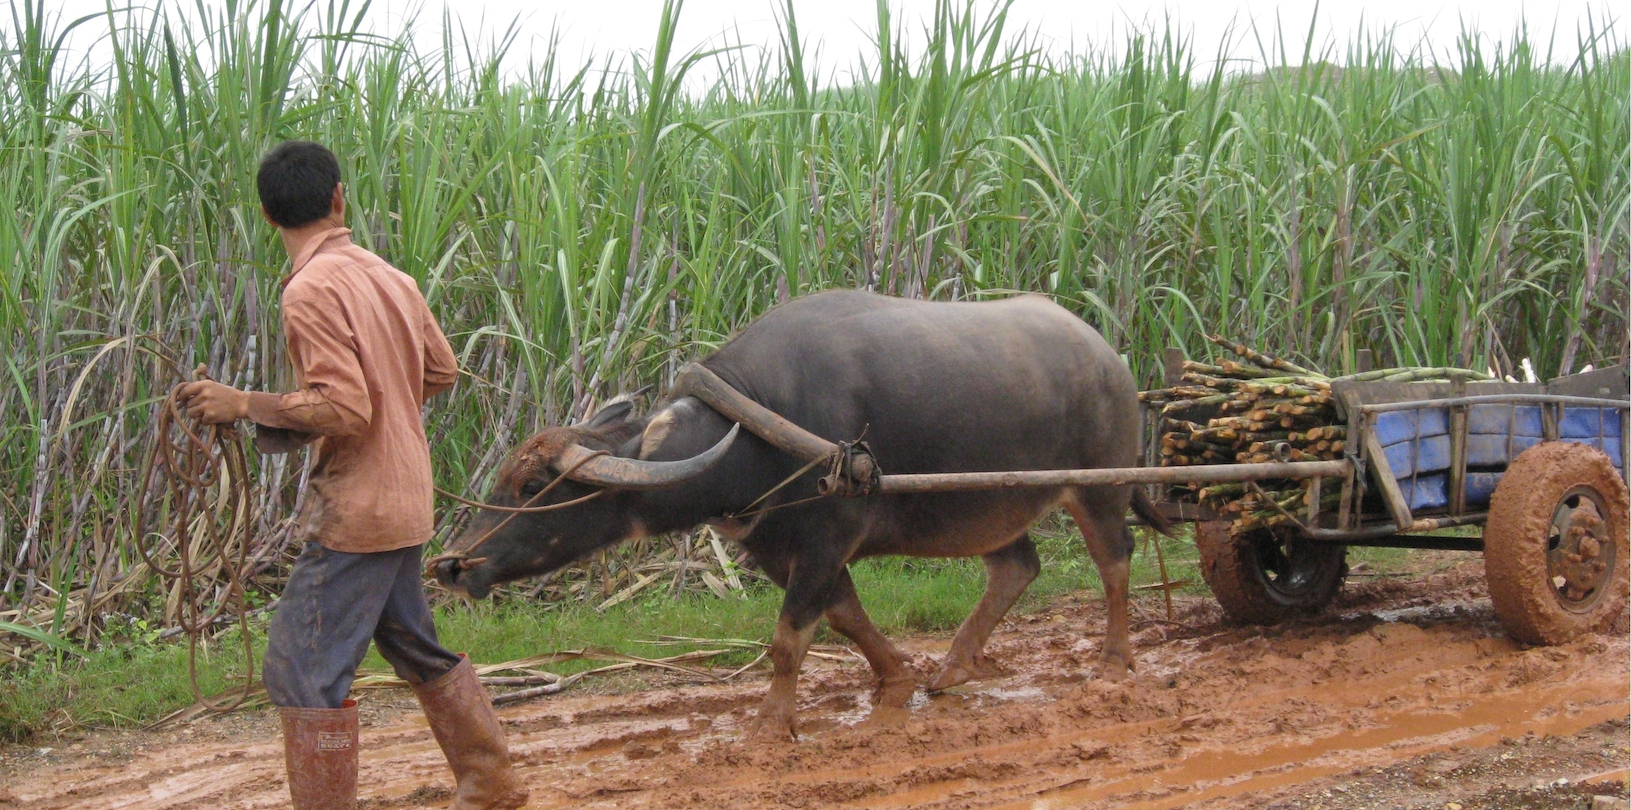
[279, 699, 359, 810]
[413, 655, 529, 810]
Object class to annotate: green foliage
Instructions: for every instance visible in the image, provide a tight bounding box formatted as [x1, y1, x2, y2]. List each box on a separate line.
[0, 528, 1165, 736]
[0, 522, 1424, 741]
[0, 623, 264, 741]
[0, 620, 83, 657]
[0, 1, 1624, 645]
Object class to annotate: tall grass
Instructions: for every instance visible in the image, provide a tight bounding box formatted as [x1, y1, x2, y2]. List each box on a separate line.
[0, 0, 1624, 648]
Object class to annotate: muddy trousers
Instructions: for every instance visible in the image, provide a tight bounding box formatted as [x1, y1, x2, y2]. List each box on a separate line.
[265, 543, 528, 810]
[264, 542, 460, 708]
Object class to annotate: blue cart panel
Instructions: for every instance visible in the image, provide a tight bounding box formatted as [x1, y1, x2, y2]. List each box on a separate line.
[1378, 405, 1625, 511]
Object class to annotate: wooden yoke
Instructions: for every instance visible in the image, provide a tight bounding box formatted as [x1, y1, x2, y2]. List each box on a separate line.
[673, 363, 881, 497]
[672, 362, 837, 463]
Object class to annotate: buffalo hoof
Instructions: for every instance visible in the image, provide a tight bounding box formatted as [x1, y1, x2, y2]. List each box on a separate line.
[862, 703, 911, 728]
[872, 673, 918, 708]
[746, 708, 798, 742]
[1098, 649, 1135, 681]
[926, 663, 972, 692]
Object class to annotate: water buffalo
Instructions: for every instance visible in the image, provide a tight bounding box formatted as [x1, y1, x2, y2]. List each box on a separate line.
[434, 290, 1167, 738]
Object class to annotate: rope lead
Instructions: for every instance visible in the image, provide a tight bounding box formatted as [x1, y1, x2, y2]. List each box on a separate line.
[134, 367, 257, 714]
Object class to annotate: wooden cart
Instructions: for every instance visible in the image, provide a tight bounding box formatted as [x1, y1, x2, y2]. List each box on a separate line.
[1133, 355, 1629, 643]
[683, 358, 1629, 645]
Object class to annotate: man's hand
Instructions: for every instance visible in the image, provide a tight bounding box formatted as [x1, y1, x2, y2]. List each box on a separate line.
[176, 380, 250, 425]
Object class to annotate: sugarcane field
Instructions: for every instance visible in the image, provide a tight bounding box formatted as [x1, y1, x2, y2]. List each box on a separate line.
[1, 1, 1628, 808]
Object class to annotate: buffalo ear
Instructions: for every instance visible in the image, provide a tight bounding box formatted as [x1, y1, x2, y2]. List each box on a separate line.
[583, 400, 634, 430]
[637, 406, 681, 459]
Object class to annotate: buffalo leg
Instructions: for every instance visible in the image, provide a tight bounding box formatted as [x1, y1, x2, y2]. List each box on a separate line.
[928, 535, 1040, 691]
[749, 540, 848, 740]
[823, 567, 916, 708]
[1066, 494, 1136, 679]
[752, 615, 818, 740]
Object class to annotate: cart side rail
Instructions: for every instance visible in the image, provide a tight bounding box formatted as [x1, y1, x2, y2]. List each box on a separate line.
[1343, 385, 1627, 532]
[1358, 394, 1629, 413]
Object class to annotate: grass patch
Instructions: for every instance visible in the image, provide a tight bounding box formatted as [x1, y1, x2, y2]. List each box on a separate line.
[364, 523, 1131, 673]
[0, 524, 1427, 743]
[0, 634, 265, 742]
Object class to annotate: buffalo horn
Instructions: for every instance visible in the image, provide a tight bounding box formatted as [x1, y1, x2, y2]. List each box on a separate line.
[554, 424, 740, 489]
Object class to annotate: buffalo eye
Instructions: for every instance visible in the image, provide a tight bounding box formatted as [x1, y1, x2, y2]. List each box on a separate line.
[519, 479, 545, 498]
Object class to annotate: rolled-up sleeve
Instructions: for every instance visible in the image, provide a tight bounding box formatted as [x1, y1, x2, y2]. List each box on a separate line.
[421, 302, 458, 400]
[246, 285, 373, 436]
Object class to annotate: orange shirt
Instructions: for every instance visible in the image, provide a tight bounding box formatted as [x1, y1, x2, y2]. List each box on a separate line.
[246, 228, 458, 553]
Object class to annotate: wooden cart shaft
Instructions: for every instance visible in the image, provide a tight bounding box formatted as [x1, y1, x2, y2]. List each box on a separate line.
[875, 459, 1350, 493]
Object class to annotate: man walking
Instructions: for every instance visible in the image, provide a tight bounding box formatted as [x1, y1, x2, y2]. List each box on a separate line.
[178, 140, 528, 810]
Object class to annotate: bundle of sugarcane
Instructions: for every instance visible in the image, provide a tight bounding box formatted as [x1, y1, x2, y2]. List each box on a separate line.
[1141, 336, 1490, 532]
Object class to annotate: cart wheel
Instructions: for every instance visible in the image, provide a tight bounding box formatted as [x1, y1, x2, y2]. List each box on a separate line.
[1196, 520, 1347, 624]
[1484, 442, 1629, 645]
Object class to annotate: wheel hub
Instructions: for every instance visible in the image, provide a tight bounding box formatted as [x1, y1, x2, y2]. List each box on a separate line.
[1252, 528, 1332, 597]
[1546, 486, 1615, 613]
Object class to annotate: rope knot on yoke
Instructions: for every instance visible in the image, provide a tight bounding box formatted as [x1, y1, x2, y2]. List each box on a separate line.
[817, 439, 880, 497]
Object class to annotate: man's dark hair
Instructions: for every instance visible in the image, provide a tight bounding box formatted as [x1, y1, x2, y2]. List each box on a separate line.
[256, 141, 342, 228]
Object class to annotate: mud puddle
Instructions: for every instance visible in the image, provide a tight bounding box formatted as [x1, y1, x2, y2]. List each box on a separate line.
[2, 553, 1627, 809]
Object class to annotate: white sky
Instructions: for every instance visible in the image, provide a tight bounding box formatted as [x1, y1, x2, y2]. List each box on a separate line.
[42, 0, 1624, 81]
[421, 0, 1616, 65]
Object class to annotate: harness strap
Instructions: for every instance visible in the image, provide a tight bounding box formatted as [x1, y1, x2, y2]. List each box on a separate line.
[433, 485, 602, 514]
[724, 453, 829, 520]
[425, 450, 608, 576]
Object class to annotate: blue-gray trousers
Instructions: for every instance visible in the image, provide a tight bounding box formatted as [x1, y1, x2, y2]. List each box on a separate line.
[263, 542, 461, 708]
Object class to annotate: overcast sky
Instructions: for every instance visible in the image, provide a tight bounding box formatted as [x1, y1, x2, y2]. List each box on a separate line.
[45, 0, 1622, 80]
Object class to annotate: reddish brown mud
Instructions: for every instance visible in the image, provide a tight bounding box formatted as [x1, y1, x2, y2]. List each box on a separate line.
[3, 553, 1627, 809]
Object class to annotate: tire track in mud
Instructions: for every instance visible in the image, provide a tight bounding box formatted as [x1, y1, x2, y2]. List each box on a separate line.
[5, 559, 1628, 810]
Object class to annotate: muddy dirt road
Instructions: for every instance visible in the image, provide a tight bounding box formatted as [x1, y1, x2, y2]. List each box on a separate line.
[4, 553, 1628, 809]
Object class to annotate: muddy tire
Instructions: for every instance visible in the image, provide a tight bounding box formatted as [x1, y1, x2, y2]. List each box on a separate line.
[1484, 442, 1629, 645]
[1196, 520, 1347, 624]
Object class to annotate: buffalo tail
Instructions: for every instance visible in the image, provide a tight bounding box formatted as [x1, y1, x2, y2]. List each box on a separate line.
[1130, 488, 1174, 536]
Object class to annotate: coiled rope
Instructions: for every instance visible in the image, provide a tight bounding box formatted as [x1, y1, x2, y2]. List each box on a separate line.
[133, 367, 255, 713]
